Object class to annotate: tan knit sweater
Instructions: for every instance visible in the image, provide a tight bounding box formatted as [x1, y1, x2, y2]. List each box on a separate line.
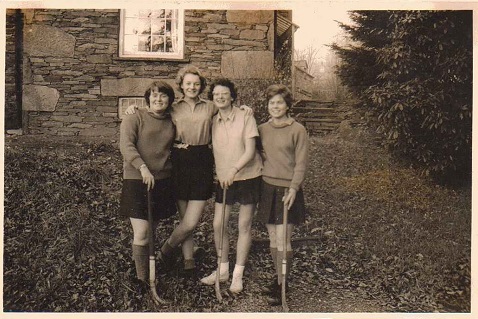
[258, 118, 309, 190]
[120, 109, 175, 180]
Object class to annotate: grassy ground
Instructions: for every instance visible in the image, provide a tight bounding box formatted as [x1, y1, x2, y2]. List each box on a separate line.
[3, 127, 471, 312]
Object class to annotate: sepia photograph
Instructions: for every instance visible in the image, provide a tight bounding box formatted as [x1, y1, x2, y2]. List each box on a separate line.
[2, 0, 474, 317]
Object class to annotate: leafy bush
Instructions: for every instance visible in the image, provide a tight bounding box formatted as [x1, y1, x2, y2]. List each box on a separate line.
[332, 11, 472, 182]
[234, 79, 274, 124]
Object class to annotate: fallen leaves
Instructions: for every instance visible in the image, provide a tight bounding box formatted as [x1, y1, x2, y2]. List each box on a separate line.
[3, 131, 471, 312]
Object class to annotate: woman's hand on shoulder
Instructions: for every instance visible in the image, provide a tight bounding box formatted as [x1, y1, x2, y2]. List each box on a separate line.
[239, 105, 254, 116]
[124, 104, 140, 115]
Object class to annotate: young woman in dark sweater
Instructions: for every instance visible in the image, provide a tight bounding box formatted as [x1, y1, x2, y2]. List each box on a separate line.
[119, 81, 177, 292]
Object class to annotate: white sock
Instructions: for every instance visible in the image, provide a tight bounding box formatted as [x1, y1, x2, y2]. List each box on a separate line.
[220, 262, 229, 275]
[233, 264, 245, 278]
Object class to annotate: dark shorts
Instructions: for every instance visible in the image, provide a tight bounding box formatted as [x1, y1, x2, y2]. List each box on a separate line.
[119, 178, 177, 221]
[257, 180, 306, 225]
[215, 176, 261, 205]
[171, 145, 214, 201]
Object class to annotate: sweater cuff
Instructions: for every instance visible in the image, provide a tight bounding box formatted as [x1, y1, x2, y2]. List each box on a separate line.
[131, 157, 145, 170]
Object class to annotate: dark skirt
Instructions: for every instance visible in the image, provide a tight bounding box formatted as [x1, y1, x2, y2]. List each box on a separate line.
[171, 145, 214, 201]
[215, 176, 261, 205]
[257, 180, 306, 225]
[119, 178, 177, 221]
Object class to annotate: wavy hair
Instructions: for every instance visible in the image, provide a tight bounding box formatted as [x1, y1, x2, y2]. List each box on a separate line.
[175, 65, 207, 95]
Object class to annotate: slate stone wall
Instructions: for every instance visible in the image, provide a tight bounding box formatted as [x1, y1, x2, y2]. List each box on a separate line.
[17, 9, 275, 137]
[5, 9, 20, 130]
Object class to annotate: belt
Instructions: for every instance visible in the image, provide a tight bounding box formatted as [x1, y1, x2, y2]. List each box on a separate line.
[173, 141, 211, 150]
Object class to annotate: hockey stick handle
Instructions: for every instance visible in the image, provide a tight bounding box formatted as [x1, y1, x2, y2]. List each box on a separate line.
[215, 186, 228, 302]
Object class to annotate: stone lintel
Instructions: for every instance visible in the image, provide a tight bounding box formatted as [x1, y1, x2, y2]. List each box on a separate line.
[226, 11, 273, 24]
[101, 78, 177, 97]
[221, 51, 274, 79]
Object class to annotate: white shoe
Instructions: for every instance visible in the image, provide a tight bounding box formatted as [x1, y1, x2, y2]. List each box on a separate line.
[200, 270, 229, 285]
[229, 276, 243, 293]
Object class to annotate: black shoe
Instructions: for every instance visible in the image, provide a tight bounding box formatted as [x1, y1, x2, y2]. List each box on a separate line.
[261, 278, 279, 295]
[130, 278, 150, 299]
[193, 246, 206, 261]
[266, 282, 288, 306]
[158, 248, 179, 273]
[267, 295, 282, 306]
[180, 267, 197, 279]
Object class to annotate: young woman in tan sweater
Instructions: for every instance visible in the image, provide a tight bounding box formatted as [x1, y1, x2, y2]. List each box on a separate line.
[257, 84, 309, 305]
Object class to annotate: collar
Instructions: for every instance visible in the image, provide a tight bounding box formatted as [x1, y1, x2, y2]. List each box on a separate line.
[216, 106, 237, 123]
[146, 109, 170, 120]
[176, 97, 208, 106]
[268, 117, 295, 128]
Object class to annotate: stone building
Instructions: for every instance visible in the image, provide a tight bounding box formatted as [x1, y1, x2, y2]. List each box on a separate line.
[5, 9, 298, 137]
[294, 60, 315, 100]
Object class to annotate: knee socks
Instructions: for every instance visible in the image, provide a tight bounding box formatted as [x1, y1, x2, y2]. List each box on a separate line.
[276, 250, 293, 285]
[160, 239, 174, 256]
[132, 244, 149, 282]
[270, 246, 278, 275]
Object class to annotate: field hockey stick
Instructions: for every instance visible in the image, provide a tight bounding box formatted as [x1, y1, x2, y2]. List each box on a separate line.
[147, 190, 168, 305]
[215, 186, 228, 302]
[281, 189, 289, 312]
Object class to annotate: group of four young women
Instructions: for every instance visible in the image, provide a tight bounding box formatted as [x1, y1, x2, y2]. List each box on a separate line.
[119, 65, 309, 305]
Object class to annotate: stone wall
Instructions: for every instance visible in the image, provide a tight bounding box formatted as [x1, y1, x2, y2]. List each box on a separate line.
[5, 9, 19, 130]
[20, 9, 275, 137]
[295, 66, 315, 100]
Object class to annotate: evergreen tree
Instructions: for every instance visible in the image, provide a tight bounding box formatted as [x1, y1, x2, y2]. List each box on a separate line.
[333, 11, 472, 182]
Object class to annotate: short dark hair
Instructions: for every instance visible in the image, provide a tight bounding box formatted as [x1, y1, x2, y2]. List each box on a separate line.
[175, 65, 207, 95]
[265, 84, 293, 108]
[144, 81, 175, 113]
[207, 78, 238, 101]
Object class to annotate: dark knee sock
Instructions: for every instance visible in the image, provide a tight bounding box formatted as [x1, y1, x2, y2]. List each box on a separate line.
[276, 250, 292, 285]
[161, 239, 175, 256]
[286, 250, 293, 283]
[270, 246, 278, 274]
[132, 244, 149, 281]
[276, 250, 283, 285]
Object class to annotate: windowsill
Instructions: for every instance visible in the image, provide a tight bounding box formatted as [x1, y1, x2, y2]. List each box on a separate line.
[114, 56, 191, 63]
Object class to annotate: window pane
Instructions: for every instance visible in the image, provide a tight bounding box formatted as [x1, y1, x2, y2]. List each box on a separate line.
[124, 35, 138, 52]
[165, 20, 171, 35]
[152, 36, 165, 52]
[138, 10, 152, 18]
[138, 35, 151, 52]
[152, 20, 165, 35]
[124, 18, 138, 35]
[166, 37, 174, 52]
[138, 19, 151, 35]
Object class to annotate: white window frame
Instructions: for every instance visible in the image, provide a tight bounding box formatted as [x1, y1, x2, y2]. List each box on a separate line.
[119, 9, 184, 60]
[118, 97, 147, 119]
